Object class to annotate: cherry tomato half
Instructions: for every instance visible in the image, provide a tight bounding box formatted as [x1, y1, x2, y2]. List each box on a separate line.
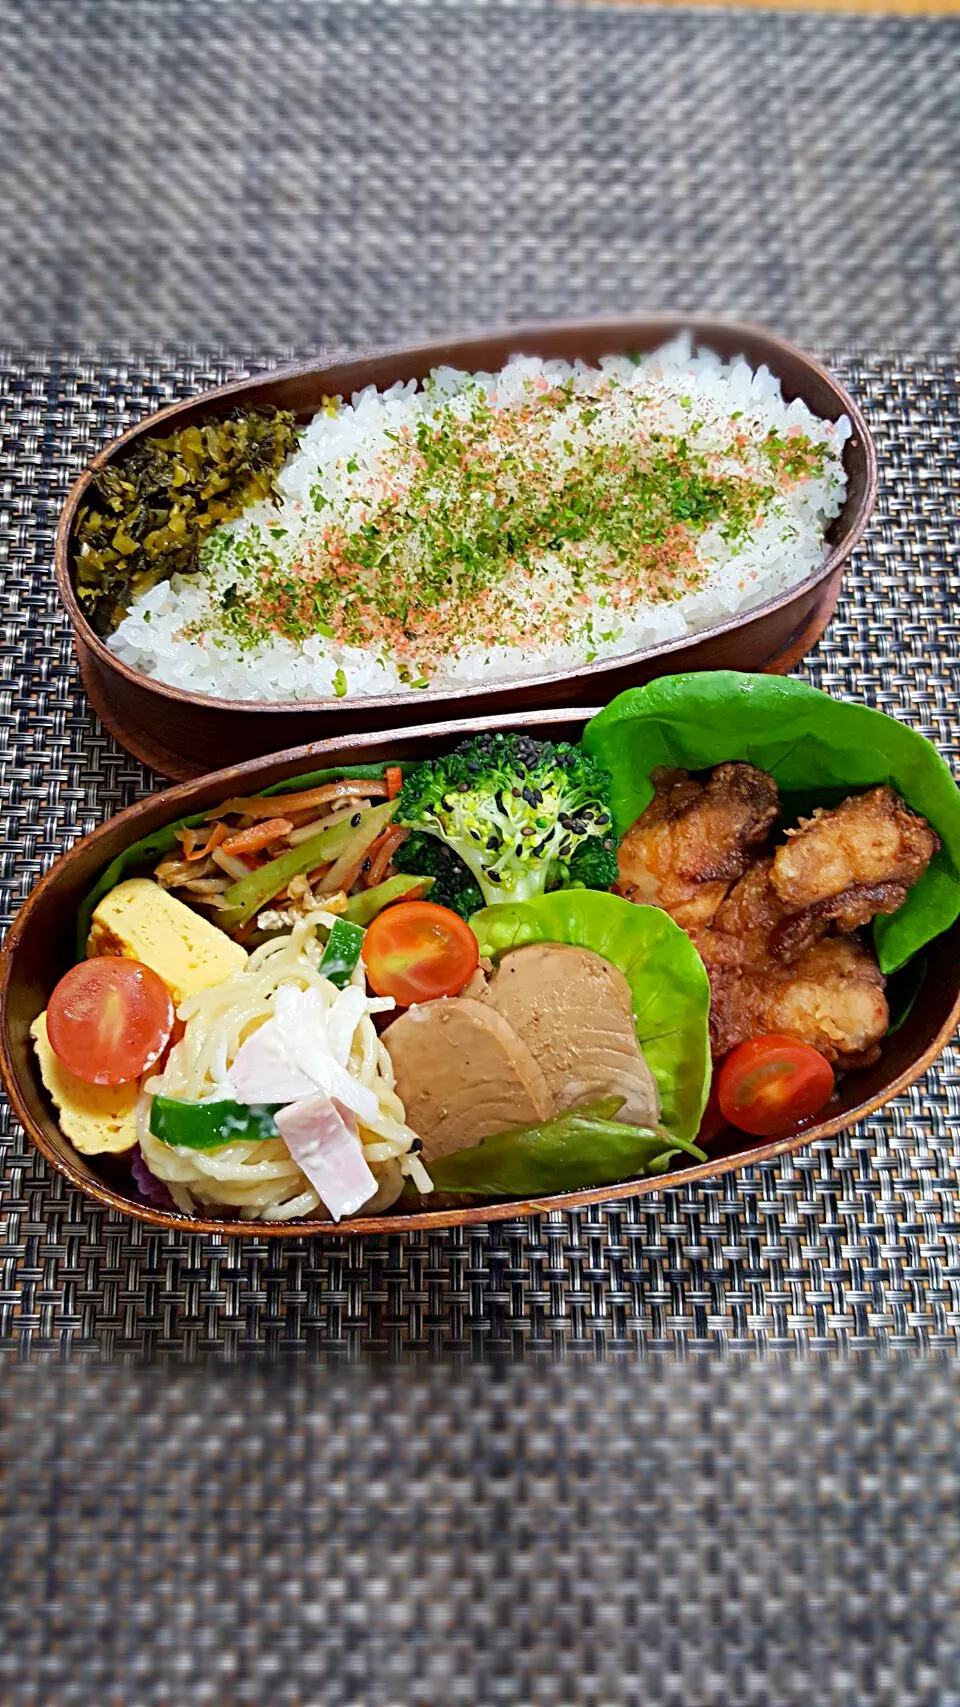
[717, 1035, 835, 1138]
[363, 901, 479, 1006]
[46, 957, 175, 1086]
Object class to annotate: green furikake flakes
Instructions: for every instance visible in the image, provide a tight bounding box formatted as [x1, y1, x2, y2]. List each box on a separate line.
[72, 406, 299, 636]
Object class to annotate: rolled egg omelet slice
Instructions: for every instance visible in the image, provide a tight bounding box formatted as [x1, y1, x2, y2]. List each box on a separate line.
[30, 1012, 139, 1155]
[87, 878, 247, 1005]
[33, 878, 247, 1155]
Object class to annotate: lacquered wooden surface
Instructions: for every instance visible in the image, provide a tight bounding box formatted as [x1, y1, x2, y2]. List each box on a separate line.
[77, 568, 847, 782]
[56, 316, 877, 777]
[1, 707, 956, 1239]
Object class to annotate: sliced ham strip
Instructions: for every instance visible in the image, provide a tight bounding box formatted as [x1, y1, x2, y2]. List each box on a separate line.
[272, 985, 380, 1125]
[227, 1020, 317, 1104]
[325, 984, 374, 1066]
[227, 988, 381, 1127]
[274, 1093, 377, 1221]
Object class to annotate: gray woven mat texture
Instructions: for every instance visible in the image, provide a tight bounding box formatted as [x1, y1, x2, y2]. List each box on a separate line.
[2, 375, 960, 1362]
[0, 0, 958, 352]
[1, 7, 960, 1705]
[1, 1360, 959, 1707]
[0, 0, 959, 1365]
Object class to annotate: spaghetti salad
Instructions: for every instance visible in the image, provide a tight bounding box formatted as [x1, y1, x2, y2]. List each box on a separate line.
[138, 911, 430, 1220]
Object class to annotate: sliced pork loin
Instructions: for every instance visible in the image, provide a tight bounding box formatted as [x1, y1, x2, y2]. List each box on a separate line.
[383, 997, 556, 1162]
[482, 943, 660, 1128]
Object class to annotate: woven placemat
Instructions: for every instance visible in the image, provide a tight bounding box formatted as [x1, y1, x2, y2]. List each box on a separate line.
[0, 1, 958, 351]
[0, 347, 958, 1362]
[0, 1358, 957, 1707]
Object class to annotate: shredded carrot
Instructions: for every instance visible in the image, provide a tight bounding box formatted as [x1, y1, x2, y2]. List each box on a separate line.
[177, 821, 229, 861]
[221, 818, 294, 856]
[283, 805, 339, 829]
[208, 779, 389, 821]
[365, 826, 409, 887]
[385, 766, 403, 801]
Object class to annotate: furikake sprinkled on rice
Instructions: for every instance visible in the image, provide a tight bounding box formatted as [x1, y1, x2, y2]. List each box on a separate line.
[107, 343, 849, 702]
[185, 380, 825, 665]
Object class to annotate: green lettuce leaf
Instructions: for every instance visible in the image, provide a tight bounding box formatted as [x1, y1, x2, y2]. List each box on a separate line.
[470, 889, 712, 1142]
[75, 762, 393, 957]
[421, 1102, 706, 1201]
[582, 671, 960, 974]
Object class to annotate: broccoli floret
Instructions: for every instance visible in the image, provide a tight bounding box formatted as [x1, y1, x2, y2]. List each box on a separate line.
[395, 731, 619, 908]
[401, 831, 484, 921]
[566, 836, 621, 892]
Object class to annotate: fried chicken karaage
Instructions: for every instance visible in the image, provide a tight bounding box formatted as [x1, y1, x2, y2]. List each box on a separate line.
[700, 920, 890, 1064]
[769, 786, 940, 960]
[618, 766, 938, 1070]
[614, 762, 779, 930]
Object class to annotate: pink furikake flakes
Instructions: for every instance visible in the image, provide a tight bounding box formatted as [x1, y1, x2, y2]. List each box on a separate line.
[109, 338, 850, 703]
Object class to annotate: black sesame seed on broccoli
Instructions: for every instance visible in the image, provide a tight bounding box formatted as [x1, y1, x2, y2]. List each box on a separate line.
[395, 732, 620, 909]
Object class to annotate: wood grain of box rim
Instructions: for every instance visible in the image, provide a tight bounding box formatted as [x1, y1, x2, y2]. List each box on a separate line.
[2, 706, 956, 1240]
[54, 315, 878, 776]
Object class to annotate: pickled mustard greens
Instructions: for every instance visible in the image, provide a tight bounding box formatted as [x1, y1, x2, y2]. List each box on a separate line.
[73, 407, 299, 636]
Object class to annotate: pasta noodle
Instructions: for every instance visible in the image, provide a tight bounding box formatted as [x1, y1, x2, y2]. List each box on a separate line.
[140, 911, 421, 1220]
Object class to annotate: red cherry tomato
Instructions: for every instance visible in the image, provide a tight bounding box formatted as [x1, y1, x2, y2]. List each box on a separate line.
[717, 1035, 835, 1138]
[363, 901, 479, 1006]
[46, 957, 175, 1086]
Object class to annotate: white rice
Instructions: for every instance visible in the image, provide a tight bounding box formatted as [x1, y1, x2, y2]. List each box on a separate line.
[108, 336, 851, 703]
